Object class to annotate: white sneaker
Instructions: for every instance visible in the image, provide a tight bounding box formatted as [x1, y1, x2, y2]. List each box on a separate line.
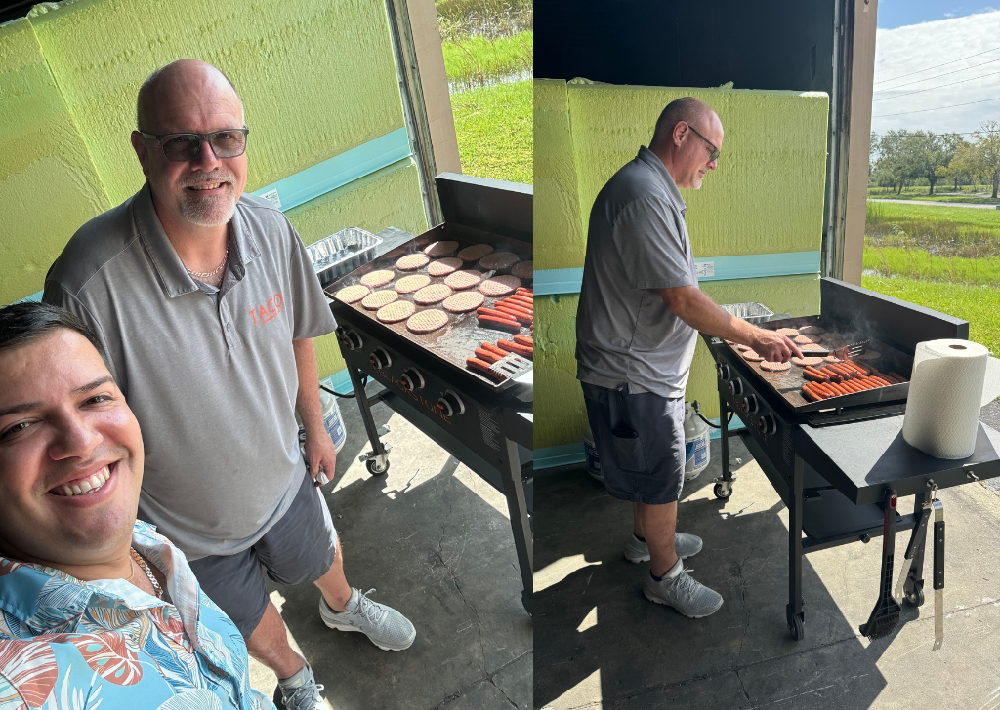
[623, 532, 703, 563]
[643, 562, 723, 618]
[319, 588, 416, 651]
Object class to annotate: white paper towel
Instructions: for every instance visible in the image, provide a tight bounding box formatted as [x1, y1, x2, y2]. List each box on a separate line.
[902, 339, 1000, 459]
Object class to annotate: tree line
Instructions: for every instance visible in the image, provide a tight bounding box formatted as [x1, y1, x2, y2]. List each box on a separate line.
[870, 121, 1000, 197]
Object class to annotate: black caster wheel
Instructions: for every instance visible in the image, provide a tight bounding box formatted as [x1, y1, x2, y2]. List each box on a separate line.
[905, 588, 925, 607]
[366, 458, 390, 476]
[788, 615, 805, 641]
[521, 590, 533, 616]
[714, 482, 732, 499]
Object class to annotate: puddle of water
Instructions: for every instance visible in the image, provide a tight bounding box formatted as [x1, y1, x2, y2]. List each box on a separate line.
[450, 69, 533, 95]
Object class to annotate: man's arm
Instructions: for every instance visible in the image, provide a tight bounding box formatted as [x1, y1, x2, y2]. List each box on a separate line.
[292, 338, 337, 484]
[660, 286, 802, 362]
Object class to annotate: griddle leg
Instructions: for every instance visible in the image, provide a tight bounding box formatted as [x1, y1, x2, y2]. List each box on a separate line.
[902, 492, 929, 606]
[347, 365, 391, 474]
[786, 455, 805, 640]
[714, 391, 735, 499]
[501, 436, 533, 615]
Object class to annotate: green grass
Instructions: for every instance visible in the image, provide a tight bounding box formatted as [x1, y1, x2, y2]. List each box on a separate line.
[436, 0, 532, 41]
[868, 185, 1000, 204]
[865, 200, 1000, 257]
[861, 275, 1000, 354]
[450, 79, 531, 184]
[442, 30, 532, 88]
[863, 240, 1000, 286]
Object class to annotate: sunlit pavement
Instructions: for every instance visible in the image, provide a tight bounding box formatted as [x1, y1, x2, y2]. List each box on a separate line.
[247, 382, 531, 709]
[534, 418, 1000, 710]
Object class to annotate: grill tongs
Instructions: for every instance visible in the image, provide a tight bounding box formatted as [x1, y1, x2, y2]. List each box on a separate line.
[860, 488, 902, 641]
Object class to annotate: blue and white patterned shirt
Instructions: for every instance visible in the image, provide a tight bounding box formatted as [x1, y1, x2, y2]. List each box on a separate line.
[0, 521, 272, 709]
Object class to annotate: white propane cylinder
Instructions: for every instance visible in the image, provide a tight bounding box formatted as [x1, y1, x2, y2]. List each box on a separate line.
[684, 402, 710, 480]
[297, 384, 348, 457]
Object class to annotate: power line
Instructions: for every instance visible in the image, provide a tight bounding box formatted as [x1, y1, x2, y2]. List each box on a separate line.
[872, 69, 1000, 101]
[872, 96, 1000, 118]
[874, 45, 1000, 86]
[875, 57, 1000, 92]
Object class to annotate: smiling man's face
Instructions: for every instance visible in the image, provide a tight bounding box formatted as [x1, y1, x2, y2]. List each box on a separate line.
[132, 61, 248, 230]
[0, 330, 144, 566]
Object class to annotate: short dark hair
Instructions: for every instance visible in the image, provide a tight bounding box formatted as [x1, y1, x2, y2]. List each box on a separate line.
[0, 302, 106, 361]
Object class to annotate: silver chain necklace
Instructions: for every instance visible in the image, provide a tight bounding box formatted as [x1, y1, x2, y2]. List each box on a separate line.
[186, 249, 229, 279]
[130, 547, 163, 599]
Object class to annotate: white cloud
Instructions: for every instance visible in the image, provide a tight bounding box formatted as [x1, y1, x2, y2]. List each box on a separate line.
[872, 11, 1000, 136]
[944, 12, 955, 18]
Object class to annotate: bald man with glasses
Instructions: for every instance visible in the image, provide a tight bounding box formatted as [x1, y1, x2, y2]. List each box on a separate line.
[575, 97, 801, 619]
[44, 59, 415, 710]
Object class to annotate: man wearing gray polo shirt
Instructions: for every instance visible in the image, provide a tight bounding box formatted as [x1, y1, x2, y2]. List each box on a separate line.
[44, 59, 414, 710]
[576, 98, 801, 619]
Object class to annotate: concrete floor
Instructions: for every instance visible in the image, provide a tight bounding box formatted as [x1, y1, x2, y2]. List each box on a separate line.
[248, 384, 532, 709]
[535, 433, 1000, 710]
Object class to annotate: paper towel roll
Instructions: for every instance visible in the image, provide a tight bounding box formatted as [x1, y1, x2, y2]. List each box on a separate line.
[902, 339, 1000, 459]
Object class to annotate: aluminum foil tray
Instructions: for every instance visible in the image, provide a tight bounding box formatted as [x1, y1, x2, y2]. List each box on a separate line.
[309, 227, 382, 286]
[720, 302, 774, 325]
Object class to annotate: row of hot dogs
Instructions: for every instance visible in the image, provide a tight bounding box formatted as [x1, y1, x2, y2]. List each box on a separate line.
[466, 288, 534, 381]
[800, 360, 908, 401]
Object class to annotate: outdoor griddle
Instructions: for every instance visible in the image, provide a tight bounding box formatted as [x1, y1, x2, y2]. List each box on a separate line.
[706, 278, 1000, 640]
[328, 174, 533, 614]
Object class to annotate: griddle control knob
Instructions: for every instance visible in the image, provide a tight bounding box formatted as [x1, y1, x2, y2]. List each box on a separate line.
[400, 368, 425, 391]
[717, 364, 731, 380]
[759, 413, 777, 436]
[742, 394, 759, 414]
[436, 390, 465, 417]
[728, 378, 743, 397]
[369, 347, 392, 370]
[336, 327, 363, 350]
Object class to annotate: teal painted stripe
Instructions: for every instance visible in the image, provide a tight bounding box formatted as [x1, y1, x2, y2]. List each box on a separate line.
[533, 414, 745, 470]
[533, 251, 821, 295]
[251, 127, 411, 212]
[17, 291, 43, 304]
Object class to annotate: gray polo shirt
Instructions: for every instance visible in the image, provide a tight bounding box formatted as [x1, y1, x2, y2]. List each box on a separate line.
[43, 184, 337, 560]
[576, 146, 699, 399]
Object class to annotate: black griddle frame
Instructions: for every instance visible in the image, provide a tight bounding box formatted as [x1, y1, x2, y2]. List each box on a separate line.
[709, 278, 994, 641]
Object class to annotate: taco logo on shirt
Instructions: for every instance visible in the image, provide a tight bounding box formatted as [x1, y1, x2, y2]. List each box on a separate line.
[249, 294, 283, 326]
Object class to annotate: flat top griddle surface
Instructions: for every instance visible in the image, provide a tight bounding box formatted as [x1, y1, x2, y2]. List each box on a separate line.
[799, 415, 1000, 503]
[327, 222, 532, 391]
[723, 315, 914, 412]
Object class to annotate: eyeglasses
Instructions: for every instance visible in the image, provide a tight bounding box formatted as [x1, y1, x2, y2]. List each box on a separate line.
[138, 128, 249, 162]
[686, 124, 720, 162]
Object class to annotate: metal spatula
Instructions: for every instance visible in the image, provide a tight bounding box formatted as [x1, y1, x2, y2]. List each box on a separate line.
[834, 340, 869, 361]
[860, 488, 902, 641]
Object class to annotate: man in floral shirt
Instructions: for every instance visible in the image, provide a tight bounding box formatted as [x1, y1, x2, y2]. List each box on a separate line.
[0, 302, 270, 710]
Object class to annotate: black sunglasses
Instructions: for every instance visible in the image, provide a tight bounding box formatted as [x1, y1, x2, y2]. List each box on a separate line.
[686, 124, 720, 162]
[138, 128, 249, 162]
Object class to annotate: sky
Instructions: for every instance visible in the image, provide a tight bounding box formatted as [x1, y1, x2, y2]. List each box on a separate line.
[871, 4, 1000, 136]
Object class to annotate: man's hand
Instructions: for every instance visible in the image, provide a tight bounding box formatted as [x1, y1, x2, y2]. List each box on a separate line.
[304, 428, 338, 487]
[751, 329, 802, 363]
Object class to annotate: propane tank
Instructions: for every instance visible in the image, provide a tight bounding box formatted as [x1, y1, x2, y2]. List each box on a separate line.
[684, 402, 710, 480]
[297, 384, 348, 458]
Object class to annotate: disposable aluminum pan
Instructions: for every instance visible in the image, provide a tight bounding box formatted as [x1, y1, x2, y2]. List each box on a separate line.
[308, 227, 382, 286]
[720, 302, 774, 325]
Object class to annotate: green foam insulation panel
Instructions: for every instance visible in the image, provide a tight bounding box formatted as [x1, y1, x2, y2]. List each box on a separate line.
[29, 0, 408, 206]
[533, 79, 584, 270]
[0, 0, 429, 383]
[0, 18, 110, 304]
[534, 81, 829, 270]
[535, 274, 821, 449]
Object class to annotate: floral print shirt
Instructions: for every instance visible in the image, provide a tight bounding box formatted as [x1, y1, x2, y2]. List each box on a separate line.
[0, 521, 272, 710]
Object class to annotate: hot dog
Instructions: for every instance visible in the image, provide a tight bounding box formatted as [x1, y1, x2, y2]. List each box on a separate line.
[477, 308, 517, 322]
[481, 341, 509, 359]
[475, 347, 501, 364]
[497, 339, 533, 358]
[514, 334, 533, 347]
[478, 315, 521, 333]
[466, 357, 506, 380]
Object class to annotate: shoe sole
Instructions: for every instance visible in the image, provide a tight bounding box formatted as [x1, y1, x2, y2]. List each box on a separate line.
[321, 619, 415, 651]
[624, 551, 697, 564]
[643, 590, 723, 618]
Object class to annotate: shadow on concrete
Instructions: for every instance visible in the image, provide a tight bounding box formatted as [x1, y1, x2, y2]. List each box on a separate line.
[533, 436, 919, 710]
[261, 383, 532, 710]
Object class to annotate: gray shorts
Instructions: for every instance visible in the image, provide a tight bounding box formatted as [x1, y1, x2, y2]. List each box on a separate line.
[581, 382, 686, 505]
[188, 468, 338, 639]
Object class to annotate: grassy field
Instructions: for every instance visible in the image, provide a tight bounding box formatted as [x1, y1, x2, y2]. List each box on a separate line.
[863, 240, 1000, 286]
[862, 275, 1000, 354]
[450, 79, 531, 183]
[865, 200, 1000, 256]
[868, 185, 1000, 205]
[442, 30, 531, 89]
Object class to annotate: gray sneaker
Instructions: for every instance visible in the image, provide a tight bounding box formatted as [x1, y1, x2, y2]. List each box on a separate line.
[624, 532, 703, 563]
[319, 588, 416, 651]
[273, 662, 324, 710]
[643, 563, 724, 618]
